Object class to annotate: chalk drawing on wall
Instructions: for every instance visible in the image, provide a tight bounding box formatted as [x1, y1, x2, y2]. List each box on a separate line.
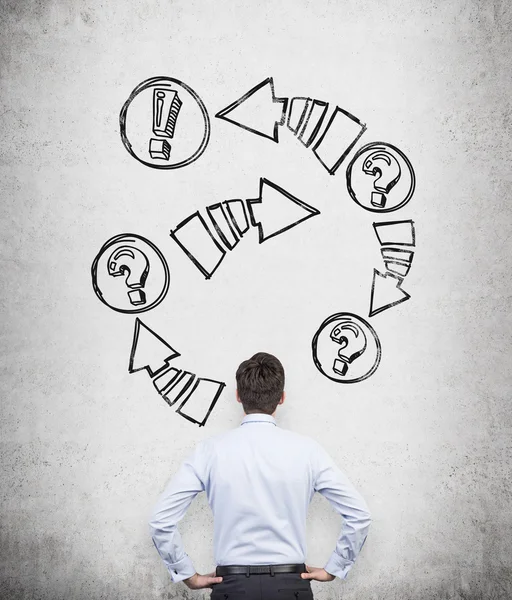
[369, 271, 411, 317]
[130, 319, 225, 426]
[312, 312, 382, 383]
[310, 106, 366, 174]
[119, 77, 210, 169]
[215, 78, 366, 175]
[91, 234, 170, 313]
[369, 219, 415, 317]
[373, 219, 416, 247]
[247, 178, 320, 242]
[91, 74, 421, 399]
[224, 199, 250, 236]
[170, 211, 228, 280]
[215, 77, 288, 142]
[346, 142, 415, 212]
[170, 178, 320, 279]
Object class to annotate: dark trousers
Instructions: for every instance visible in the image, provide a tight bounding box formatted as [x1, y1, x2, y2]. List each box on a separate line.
[211, 565, 314, 600]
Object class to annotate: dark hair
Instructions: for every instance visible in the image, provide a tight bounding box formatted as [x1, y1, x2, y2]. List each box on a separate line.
[235, 352, 285, 415]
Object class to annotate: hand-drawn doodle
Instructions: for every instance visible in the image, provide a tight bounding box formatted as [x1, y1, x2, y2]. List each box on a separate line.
[347, 142, 415, 212]
[247, 178, 320, 243]
[170, 179, 320, 278]
[152, 87, 182, 137]
[373, 219, 416, 246]
[224, 199, 250, 236]
[362, 150, 401, 208]
[311, 107, 367, 175]
[207, 203, 240, 250]
[170, 211, 227, 280]
[91, 234, 170, 314]
[380, 244, 414, 279]
[312, 312, 381, 383]
[176, 378, 226, 426]
[381, 249, 413, 278]
[129, 318, 181, 377]
[98, 80, 421, 396]
[368, 219, 416, 316]
[153, 366, 182, 394]
[297, 99, 329, 148]
[149, 138, 171, 161]
[287, 97, 310, 134]
[107, 245, 150, 306]
[119, 77, 210, 169]
[215, 77, 288, 142]
[130, 318, 225, 426]
[369, 270, 411, 317]
[381, 248, 414, 263]
[159, 371, 196, 408]
[216, 79, 366, 175]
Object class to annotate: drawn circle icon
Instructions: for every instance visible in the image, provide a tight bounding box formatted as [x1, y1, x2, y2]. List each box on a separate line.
[91, 234, 170, 313]
[312, 312, 381, 383]
[346, 142, 415, 213]
[119, 77, 210, 170]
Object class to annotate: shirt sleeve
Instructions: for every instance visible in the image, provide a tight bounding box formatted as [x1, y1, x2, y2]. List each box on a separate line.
[311, 442, 372, 580]
[148, 440, 209, 583]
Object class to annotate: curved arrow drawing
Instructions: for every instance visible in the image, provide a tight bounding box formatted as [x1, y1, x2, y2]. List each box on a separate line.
[215, 77, 288, 142]
[216, 77, 366, 175]
[247, 178, 320, 243]
[129, 318, 225, 426]
[368, 219, 416, 317]
[369, 270, 410, 317]
[170, 178, 320, 279]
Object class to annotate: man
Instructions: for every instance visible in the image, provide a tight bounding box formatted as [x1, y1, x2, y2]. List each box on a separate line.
[149, 352, 371, 599]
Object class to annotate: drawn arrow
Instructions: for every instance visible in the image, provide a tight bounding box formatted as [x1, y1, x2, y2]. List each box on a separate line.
[128, 319, 225, 427]
[215, 78, 288, 142]
[129, 318, 180, 377]
[369, 270, 411, 317]
[247, 178, 321, 243]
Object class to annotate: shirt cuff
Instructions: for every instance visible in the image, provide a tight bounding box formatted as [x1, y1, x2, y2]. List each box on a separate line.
[324, 552, 355, 580]
[165, 554, 196, 583]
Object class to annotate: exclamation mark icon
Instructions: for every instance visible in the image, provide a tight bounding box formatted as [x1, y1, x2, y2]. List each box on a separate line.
[149, 87, 182, 160]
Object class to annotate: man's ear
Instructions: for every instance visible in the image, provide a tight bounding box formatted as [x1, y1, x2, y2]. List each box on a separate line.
[279, 391, 286, 405]
[236, 389, 242, 404]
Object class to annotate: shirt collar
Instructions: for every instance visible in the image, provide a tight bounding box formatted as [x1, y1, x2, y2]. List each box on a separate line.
[240, 413, 277, 426]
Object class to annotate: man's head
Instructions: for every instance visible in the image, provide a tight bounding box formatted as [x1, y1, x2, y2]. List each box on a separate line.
[235, 352, 285, 415]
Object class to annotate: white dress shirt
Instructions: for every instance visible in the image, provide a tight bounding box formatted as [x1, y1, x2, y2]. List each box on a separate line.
[149, 413, 371, 583]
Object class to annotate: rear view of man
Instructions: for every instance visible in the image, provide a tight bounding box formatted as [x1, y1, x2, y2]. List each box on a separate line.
[149, 352, 372, 599]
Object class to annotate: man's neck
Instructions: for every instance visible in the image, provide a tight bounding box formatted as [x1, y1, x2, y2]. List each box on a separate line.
[243, 411, 276, 417]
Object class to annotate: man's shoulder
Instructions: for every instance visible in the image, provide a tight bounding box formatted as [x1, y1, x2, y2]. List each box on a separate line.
[195, 426, 242, 449]
[198, 423, 320, 450]
[277, 426, 323, 450]
[213, 423, 321, 449]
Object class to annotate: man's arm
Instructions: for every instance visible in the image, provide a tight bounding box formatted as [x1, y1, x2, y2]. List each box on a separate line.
[311, 442, 372, 580]
[148, 440, 208, 583]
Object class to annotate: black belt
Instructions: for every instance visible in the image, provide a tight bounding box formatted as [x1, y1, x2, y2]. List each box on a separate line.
[216, 563, 305, 577]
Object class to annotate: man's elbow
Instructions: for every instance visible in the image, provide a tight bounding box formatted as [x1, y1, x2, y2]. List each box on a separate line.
[148, 518, 159, 539]
[148, 513, 166, 537]
[360, 508, 372, 529]
[148, 514, 176, 538]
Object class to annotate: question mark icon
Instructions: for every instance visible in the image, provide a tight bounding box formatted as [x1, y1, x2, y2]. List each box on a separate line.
[347, 141, 415, 213]
[362, 150, 401, 209]
[91, 233, 170, 314]
[312, 312, 381, 383]
[330, 319, 367, 376]
[107, 246, 150, 306]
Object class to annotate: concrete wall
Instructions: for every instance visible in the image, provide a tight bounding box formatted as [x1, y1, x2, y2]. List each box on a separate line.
[1, 1, 511, 599]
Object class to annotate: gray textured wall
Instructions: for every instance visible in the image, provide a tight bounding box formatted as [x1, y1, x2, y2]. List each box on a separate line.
[1, 1, 511, 599]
